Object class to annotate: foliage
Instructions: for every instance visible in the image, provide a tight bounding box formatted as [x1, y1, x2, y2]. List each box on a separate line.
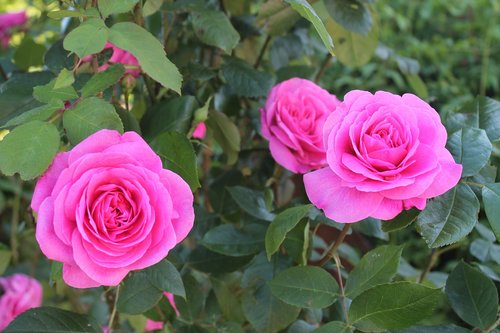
[0, 0, 499, 332]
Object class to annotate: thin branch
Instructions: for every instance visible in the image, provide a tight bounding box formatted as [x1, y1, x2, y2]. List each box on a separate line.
[314, 53, 333, 83]
[418, 243, 462, 283]
[334, 255, 349, 322]
[319, 224, 350, 266]
[107, 285, 121, 332]
[254, 36, 272, 69]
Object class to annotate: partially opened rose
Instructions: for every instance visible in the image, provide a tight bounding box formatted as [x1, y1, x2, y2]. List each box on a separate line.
[31, 130, 194, 288]
[0, 274, 42, 330]
[260, 78, 341, 173]
[304, 90, 462, 223]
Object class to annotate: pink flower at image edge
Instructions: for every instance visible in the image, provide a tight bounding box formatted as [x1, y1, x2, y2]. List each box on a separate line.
[0, 11, 27, 48]
[0, 274, 42, 331]
[304, 90, 462, 223]
[260, 78, 341, 174]
[31, 130, 195, 288]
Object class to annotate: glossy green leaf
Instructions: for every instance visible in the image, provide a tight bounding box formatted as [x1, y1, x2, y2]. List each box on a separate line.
[13, 36, 46, 70]
[285, 0, 334, 55]
[325, 0, 372, 35]
[63, 97, 123, 145]
[392, 324, 471, 333]
[44, 40, 73, 72]
[221, 57, 274, 98]
[482, 183, 500, 241]
[210, 274, 246, 323]
[2, 100, 64, 128]
[201, 224, 265, 257]
[33, 79, 78, 104]
[268, 266, 339, 308]
[242, 284, 300, 333]
[445, 261, 498, 329]
[150, 131, 200, 191]
[191, 10, 240, 54]
[187, 246, 254, 273]
[53, 68, 75, 89]
[349, 282, 442, 331]
[206, 109, 241, 165]
[312, 321, 353, 333]
[117, 271, 163, 314]
[174, 274, 205, 322]
[447, 128, 492, 177]
[109, 22, 182, 93]
[143, 0, 164, 16]
[0, 121, 60, 180]
[416, 183, 479, 248]
[265, 205, 312, 260]
[256, 0, 300, 36]
[381, 209, 420, 232]
[81, 64, 125, 98]
[4, 307, 101, 333]
[345, 245, 403, 298]
[143, 259, 185, 298]
[63, 18, 108, 58]
[98, 0, 139, 17]
[283, 220, 310, 265]
[227, 186, 275, 221]
[141, 96, 197, 140]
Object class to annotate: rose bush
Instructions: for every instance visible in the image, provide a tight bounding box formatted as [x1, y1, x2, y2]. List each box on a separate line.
[31, 129, 194, 288]
[260, 78, 341, 173]
[0, 274, 42, 330]
[305, 90, 463, 223]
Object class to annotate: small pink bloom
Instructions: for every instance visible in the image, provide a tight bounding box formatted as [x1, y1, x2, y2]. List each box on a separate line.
[0, 11, 27, 48]
[145, 320, 164, 331]
[260, 78, 341, 173]
[82, 42, 140, 77]
[31, 129, 195, 288]
[192, 122, 206, 140]
[0, 274, 43, 330]
[304, 90, 462, 223]
[164, 292, 180, 317]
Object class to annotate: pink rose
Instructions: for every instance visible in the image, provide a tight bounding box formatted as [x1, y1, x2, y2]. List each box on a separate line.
[0, 274, 42, 330]
[0, 11, 27, 48]
[82, 42, 140, 77]
[260, 78, 341, 173]
[304, 90, 462, 223]
[192, 122, 206, 140]
[31, 130, 194, 288]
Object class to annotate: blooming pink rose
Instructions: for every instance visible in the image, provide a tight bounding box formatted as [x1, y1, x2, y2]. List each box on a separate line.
[0, 274, 43, 330]
[82, 42, 140, 77]
[304, 90, 462, 223]
[192, 122, 206, 140]
[31, 130, 195, 288]
[260, 78, 341, 173]
[0, 11, 27, 48]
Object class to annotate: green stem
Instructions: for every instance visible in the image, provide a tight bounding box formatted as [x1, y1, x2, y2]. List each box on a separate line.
[107, 285, 121, 331]
[418, 242, 462, 283]
[319, 224, 350, 266]
[333, 255, 349, 322]
[254, 36, 272, 69]
[314, 53, 332, 83]
[10, 178, 21, 264]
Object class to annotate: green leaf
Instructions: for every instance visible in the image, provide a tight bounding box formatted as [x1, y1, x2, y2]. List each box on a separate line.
[447, 128, 492, 177]
[143, 259, 186, 298]
[0, 121, 60, 180]
[210, 274, 246, 323]
[81, 64, 125, 98]
[187, 246, 254, 273]
[53, 68, 75, 89]
[98, 0, 139, 17]
[4, 307, 101, 333]
[63, 97, 124, 145]
[349, 282, 442, 332]
[150, 131, 200, 191]
[201, 224, 265, 257]
[445, 261, 498, 329]
[269, 266, 338, 308]
[13, 36, 46, 70]
[324, 0, 372, 35]
[242, 283, 300, 333]
[109, 22, 182, 93]
[174, 274, 205, 322]
[191, 10, 240, 54]
[0, 244, 11, 275]
[141, 96, 197, 140]
[312, 321, 353, 333]
[47, 10, 84, 19]
[206, 109, 241, 165]
[416, 183, 479, 248]
[283, 220, 310, 265]
[265, 205, 312, 260]
[44, 40, 73, 72]
[227, 186, 275, 221]
[285, 0, 334, 55]
[221, 57, 274, 98]
[482, 183, 500, 241]
[143, 0, 164, 16]
[405, 74, 429, 100]
[2, 100, 64, 128]
[63, 18, 108, 58]
[256, 0, 300, 36]
[391, 324, 471, 333]
[323, 3, 378, 67]
[381, 209, 420, 232]
[117, 271, 163, 314]
[345, 245, 403, 299]
[33, 79, 78, 104]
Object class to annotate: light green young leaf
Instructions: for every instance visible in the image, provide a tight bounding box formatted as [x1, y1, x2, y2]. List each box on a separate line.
[63, 18, 108, 58]
[98, 0, 139, 17]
